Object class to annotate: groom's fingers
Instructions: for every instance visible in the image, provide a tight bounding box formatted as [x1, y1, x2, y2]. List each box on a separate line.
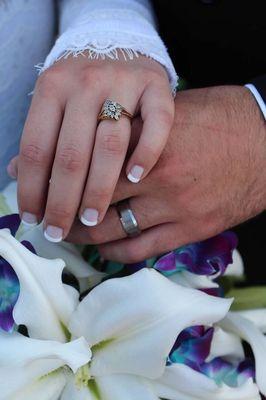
[97, 223, 187, 263]
[67, 196, 169, 244]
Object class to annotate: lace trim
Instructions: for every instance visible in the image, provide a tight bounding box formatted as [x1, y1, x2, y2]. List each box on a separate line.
[41, 5, 178, 92]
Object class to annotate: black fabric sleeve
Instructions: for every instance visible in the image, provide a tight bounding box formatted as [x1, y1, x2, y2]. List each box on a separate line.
[250, 75, 266, 104]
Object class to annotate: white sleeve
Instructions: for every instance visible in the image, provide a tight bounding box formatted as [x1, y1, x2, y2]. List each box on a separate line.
[41, 0, 178, 92]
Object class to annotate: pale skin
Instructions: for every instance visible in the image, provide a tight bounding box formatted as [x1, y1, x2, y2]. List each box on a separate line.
[9, 73, 266, 262]
[12, 55, 174, 241]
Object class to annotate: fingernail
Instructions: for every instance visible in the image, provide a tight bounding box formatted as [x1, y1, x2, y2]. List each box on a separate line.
[44, 225, 63, 243]
[21, 212, 38, 227]
[127, 165, 144, 183]
[7, 162, 17, 179]
[80, 208, 99, 226]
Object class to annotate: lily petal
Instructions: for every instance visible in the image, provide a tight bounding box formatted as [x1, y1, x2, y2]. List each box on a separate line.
[220, 313, 266, 395]
[96, 374, 159, 400]
[61, 375, 159, 400]
[233, 309, 266, 333]
[0, 229, 79, 341]
[69, 269, 232, 379]
[0, 330, 91, 372]
[8, 369, 67, 400]
[207, 327, 244, 362]
[0, 333, 90, 399]
[153, 364, 260, 400]
[224, 250, 244, 277]
[169, 270, 218, 289]
[21, 225, 105, 292]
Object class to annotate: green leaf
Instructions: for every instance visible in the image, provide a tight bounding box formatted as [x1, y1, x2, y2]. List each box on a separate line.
[227, 286, 266, 311]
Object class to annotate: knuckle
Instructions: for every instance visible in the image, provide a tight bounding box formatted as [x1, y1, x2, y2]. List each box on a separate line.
[36, 69, 61, 98]
[46, 205, 72, 222]
[88, 188, 110, 200]
[81, 67, 104, 89]
[97, 130, 124, 156]
[57, 145, 85, 173]
[157, 108, 174, 128]
[20, 143, 49, 166]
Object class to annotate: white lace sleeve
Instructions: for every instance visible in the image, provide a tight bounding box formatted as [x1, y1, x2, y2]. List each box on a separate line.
[41, 0, 178, 92]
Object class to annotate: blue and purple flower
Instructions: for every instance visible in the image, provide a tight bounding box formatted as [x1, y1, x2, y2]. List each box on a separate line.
[154, 231, 238, 277]
[0, 214, 35, 332]
[168, 324, 255, 388]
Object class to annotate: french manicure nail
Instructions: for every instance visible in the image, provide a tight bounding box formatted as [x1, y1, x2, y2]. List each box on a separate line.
[127, 165, 144, 183]
[80, 208, 99, 226]
[21, 212, 38, 227]
[44, 225, 63, 243]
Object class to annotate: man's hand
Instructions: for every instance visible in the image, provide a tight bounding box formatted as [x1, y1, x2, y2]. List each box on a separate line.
[43, 86, 266, 261]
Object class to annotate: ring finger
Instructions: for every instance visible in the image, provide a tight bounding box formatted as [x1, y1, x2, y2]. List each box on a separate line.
[79, 95, 138, 227]
[67, 195, 171, 245]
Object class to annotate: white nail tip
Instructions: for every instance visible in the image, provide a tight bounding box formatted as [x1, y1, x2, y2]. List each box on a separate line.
[127, 173, 140, 184]
[44, 230, 62, 243]
[21, 219, 38, 227]
[80, 215, 98, 227]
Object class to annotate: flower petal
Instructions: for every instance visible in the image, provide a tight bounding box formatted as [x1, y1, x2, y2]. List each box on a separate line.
[220, 313, 266, 395]
[69, 269, 232, 379]
[61, 375, 159, 400]
[207, 327, 245, 362]
[0, 258, 19, 331]
[0, 229, 79, 341]
[154, 232, 237, 277]
[153, 364, 260, 400]
[96, 374, 159, 400]
[0, 214, 21, 237]
[169, 270, 218, 289]
[0, 330, 91, 372]
[21, 225, 105, 292]
[224, 250, 244, 277]
[0, 332, 91, 399]
[233, 309, 266, 333]
[7, 370, 67, 400]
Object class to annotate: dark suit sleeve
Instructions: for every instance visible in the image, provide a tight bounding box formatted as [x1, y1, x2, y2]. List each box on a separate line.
[250, 75, 266, 104]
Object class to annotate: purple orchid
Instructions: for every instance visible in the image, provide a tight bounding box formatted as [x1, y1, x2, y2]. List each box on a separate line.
[0, 214, 35, 332]
[168, 324, 255, 388]
[154, 231, 238, 277]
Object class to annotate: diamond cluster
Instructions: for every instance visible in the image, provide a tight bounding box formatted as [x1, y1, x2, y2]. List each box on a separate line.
[103, 99, 122, 120]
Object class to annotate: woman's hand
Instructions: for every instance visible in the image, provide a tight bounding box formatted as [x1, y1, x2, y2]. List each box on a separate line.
[16, 54, 174, 242]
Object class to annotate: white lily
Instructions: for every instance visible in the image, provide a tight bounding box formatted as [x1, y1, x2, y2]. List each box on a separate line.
[207, 326, 245, 362]
[232, 309, 266, 333]
[153, 363, 260, 400]
[0, 181, 104, 291]
[220, 312, 266, 396]
[0, 229, 232, 400]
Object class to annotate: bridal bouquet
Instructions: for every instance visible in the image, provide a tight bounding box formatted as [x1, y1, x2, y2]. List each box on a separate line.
[0, 182, 265, 400]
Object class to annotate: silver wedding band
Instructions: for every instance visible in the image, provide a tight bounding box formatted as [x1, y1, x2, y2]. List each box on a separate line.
[116, 200, 141, 237]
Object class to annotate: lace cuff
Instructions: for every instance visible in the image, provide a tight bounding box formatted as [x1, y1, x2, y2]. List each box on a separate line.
[41, 0, 178, 92]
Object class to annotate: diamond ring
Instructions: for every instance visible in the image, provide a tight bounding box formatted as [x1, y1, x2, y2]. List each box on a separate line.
[98, 99, 134, 122]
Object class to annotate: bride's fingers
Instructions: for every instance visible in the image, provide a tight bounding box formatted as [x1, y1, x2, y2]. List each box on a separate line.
[79, 95, 137, 227]
[67, 196, 169, 244]
[18, 83, 64, 226]
[43, 94, 99, 242]
[126, 80, 174, 183]
[98, 222, 186, 263]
